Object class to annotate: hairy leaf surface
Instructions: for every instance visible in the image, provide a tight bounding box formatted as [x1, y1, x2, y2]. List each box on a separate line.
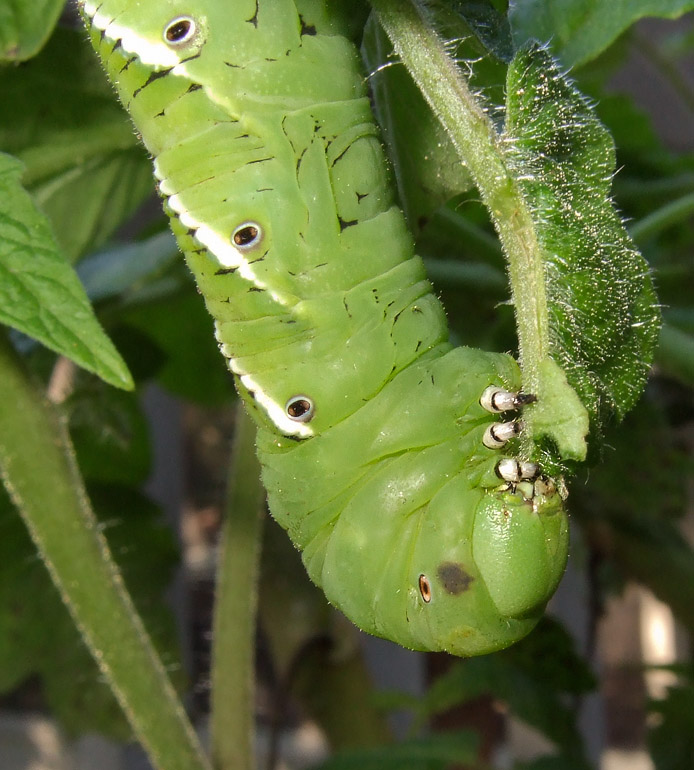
[504, 45, 660, 434]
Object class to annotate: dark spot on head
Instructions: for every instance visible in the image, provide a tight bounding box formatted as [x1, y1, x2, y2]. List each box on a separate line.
[437, 562, 474, 595]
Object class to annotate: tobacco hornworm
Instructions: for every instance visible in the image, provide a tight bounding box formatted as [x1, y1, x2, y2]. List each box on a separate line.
[80, 0, 569, 656]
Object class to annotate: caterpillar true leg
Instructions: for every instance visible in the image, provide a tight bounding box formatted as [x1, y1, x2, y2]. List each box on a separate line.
[482, 419, 522, 449]
[496, 458, 539, 483]
[480, 385, 537, 414]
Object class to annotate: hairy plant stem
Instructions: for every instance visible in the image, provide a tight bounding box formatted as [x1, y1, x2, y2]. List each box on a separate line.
[369, 0, 550, 429]
[211, 404, 264, 770]
[0, 331, 210, 770]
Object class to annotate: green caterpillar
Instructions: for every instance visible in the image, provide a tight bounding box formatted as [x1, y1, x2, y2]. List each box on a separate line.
[80, 0, 569, 656]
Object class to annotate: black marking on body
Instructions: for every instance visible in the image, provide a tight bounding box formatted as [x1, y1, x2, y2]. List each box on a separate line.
[180, 51, 203, 65]
[215, 267, 238, 275]
[338, 216, 358, 231]
[343, 298, 351, 318]
[247, 0, 259, 27]
[331, 144, 352, 167]
[356, 191, 368, 202]
[437, 563, 474, 595]
[225, 60, 242, 68]
[371, 288, 380, 303]
[415, 340, 423, 352]
[248, 156, 274, 166]
[299, 16, 317, 36]
[133, 67, 174, 99]
[185, 227, 197, 238]
[296, 147, 307, 175]
[412, 306, 423, 314]
[281, 432, 311, 443]
[256, 187, 274, 193]
[155, 82, 204, 118]
[107, 38, 123, 56]
[248, 287, 264, 293]
[119, 55, 138, 73]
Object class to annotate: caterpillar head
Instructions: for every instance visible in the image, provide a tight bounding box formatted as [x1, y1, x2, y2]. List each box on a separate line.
[405, 477, 568, 656]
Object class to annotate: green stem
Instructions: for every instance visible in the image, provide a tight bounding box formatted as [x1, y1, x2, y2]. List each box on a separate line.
[0, 331, 210, 770]
[211, 404, 264, 770]
[370, 0, 549, 403]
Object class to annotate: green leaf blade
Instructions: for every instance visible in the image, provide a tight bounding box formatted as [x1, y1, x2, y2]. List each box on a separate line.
[0, 0, 64, 62]
[509, 0, 694, 67]
[0, 153, 133, 390]
[0, 28, 154, 261]
[504, 45, 661, 429]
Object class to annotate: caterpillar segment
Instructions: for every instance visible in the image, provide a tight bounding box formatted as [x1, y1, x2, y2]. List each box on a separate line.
[80, 0, 569, 656]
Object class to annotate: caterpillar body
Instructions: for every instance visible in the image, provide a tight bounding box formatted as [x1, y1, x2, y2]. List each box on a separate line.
[81, 0, 568, 656]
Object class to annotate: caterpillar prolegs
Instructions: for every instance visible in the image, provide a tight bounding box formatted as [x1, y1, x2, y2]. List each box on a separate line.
[81, 0, 569, 655]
